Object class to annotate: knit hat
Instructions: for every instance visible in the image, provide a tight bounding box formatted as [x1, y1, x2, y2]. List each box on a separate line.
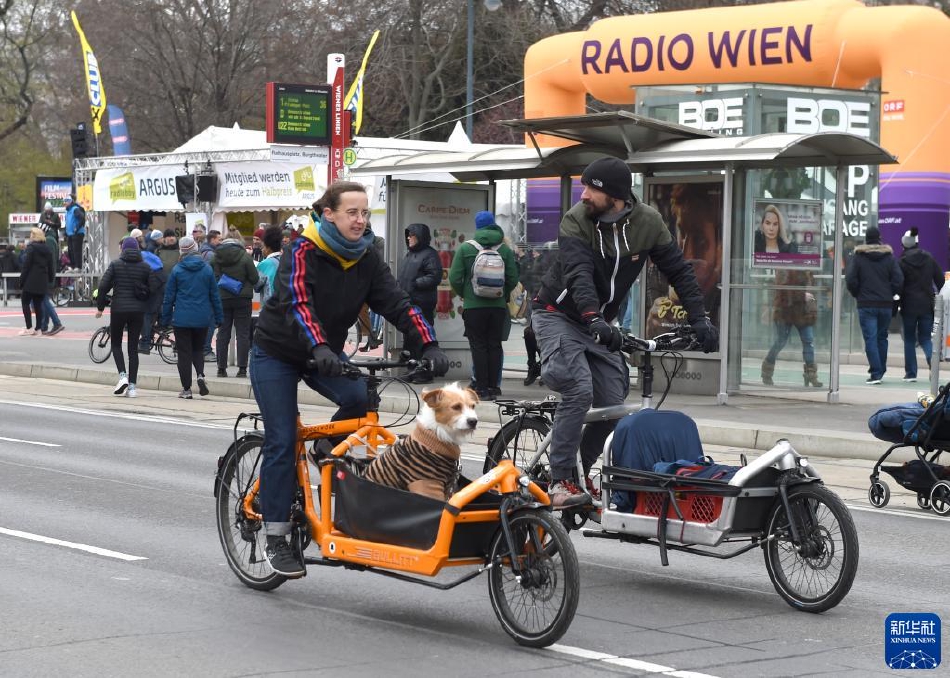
[44, 201, 52, 210]
[121, 237, 139, 251]
[129, 228, 143, 239]
[64, 195, 74, 204]
[254, 227, 266, 240]
[163, 228, 177, 238]
[475, 211, 496, 229]
[179, 235, 198, 255]
[581, 157, 632, 201]
[149, 229, 163, 241]
[902, 227, 919, 249]
[865, 225, 881, 244]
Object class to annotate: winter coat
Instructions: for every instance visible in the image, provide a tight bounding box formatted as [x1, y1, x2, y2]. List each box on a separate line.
[63, 203, 85, 237]
[845, 243, 903, 308]
[899, 247, 944, 317]
[199, 241, 216, 262]
[19, 241, 54, 296]
[536, 197, 706, 324]
[141, 250, 167, 314]
[96, 248, 155, 314]
[396, 223, 442, 313]
[162, 254, 223, 329]
[256, 252, 281, 307]
[157, 244, 180, 277]
[254, 220, 436, 367]
[44, 233, 60, 291]
[772, 268, 817, 328]
[210, 240, 259, 306]
[39, 210, 62, 238]
[448, 225, 519, 310]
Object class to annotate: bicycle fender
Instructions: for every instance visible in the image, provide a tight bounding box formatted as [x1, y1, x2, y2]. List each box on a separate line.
[214, 432, 264, 498]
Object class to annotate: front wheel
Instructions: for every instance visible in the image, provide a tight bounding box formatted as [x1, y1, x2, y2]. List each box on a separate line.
[488, 509, 579, 647]
[88, 326, 111, 364]
[156, 328, 177, 365]
[763, 483, 858, 613]
[215, 434, 285, 591]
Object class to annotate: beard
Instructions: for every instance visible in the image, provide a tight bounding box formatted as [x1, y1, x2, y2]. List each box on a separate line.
[582, 200, 606, 220]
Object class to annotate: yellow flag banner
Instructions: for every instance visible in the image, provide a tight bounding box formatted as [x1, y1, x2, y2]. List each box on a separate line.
[343, 30, 380, 134]
[70, 11, 107, 135]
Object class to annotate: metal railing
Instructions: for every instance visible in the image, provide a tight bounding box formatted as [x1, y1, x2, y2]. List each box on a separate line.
[1, 272, 97, 307]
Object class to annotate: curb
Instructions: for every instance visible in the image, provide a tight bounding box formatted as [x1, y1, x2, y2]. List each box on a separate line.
[1, 361, 904, 464]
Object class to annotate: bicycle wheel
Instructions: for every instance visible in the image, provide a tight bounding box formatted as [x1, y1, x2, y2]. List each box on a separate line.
[88, 326, 112, 364]
[488, 508, 579, 647]
[484, 416, 552, 489]
[156, 328, 178, 365]
[53, 286, 72, 307]
[763, 483, 859, 613]
[343, 320, 363, 358]
[215, 434, 285, 591]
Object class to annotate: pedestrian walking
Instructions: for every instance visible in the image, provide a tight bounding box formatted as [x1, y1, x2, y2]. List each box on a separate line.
[760, 268, 821, 387]
[897, 227, 944, 381]
[37, 223, 65, 335]
[95, 237, 155, 397]
[255, 225, 283, 307]
[210, 232, 259, 378]
[161, 236, 223, 399]
[137, 245, 167, 354]
[199, 229, 222, 359]
[18, 228, 54, 336]
[448, 210, 519, 400]
[396, 222, 442, 381]
[845, 225, 903, 385]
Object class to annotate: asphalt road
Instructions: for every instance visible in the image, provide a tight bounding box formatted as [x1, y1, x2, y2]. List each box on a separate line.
[1, 393, 948, 677]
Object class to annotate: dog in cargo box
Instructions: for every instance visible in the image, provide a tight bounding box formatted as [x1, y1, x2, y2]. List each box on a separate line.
[363, 383, 479, 500]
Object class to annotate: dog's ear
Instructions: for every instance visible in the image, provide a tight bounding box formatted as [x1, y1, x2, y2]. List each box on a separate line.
[465, 387, 479, 404]
[421, 388, 443, 408]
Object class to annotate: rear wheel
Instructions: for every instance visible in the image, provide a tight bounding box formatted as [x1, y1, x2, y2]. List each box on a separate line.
[156, 328, 178, 365]
[763, 483, 858, 613]
[484, 416, 552, 488]
[215, 435, 285, 591]
[88, 326, 111, 364]
[53, 286, 72, 307]
[488, 509, 579, 647]
[930, 481, 950, 516]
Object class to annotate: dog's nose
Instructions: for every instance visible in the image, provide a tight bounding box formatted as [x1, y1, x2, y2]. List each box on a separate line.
[467, 417, 478, 429]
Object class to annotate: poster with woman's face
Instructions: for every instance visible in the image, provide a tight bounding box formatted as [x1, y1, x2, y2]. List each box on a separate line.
[644, 180, 723, 340]
[752, 199, 822, 269]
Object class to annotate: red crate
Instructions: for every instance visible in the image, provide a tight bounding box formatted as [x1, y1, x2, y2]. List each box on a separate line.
[634, 490, 723, 524]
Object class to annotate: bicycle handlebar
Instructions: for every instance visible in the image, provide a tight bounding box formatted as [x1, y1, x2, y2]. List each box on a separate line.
[621, 326, 700, 354]
[305, 354, 430, 378]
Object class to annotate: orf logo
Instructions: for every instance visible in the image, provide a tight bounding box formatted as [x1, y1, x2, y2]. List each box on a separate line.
[86, 51, 102, 107]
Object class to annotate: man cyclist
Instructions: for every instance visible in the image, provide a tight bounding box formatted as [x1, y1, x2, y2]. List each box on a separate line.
[531, 157, 719, 508]
[251, 180, 449, 577]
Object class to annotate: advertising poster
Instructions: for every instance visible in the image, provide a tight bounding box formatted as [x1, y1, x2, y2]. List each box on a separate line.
[644, 179, 723, 341]
[751, 198, 822, 269]
[35, 177, 73, 212]
[393, 182, 492, 348]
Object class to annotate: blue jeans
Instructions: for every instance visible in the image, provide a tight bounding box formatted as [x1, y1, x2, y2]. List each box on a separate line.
[902, 312, 934, 378]
[858, 307, 892, 380]
[37, 296, 61, 332]
[249, 345, 368, 535]
[765, 322, 815, 364]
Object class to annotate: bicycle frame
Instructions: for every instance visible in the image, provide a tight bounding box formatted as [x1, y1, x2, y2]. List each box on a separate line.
[240, 412, 551, 578]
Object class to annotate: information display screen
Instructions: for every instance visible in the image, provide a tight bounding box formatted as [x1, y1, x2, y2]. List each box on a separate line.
[266, 82, 331, 146]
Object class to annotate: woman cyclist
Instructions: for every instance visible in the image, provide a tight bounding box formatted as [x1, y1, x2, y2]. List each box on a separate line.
[250, 180, 449, 577]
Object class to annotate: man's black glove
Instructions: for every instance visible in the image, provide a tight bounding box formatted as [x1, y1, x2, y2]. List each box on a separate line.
[310, 344, 343, 377]
[421, 343, 450, 377]
[691, 317, 719, 353]
[586, 315, 623, 352]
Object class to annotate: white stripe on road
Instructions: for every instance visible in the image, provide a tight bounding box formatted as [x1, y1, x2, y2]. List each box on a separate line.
[847, 502, 950, 523]
[547, 644, 720, 678]
[0, 398, 231, 430]
[0, 436, 60, 447]
[0, 526, 147, 561]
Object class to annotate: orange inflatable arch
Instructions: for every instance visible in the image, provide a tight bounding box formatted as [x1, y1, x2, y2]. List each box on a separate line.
[524, 0, 950, 259]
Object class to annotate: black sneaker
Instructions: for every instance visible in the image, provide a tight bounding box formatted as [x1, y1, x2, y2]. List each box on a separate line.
[523, 363, 541, 386]
[197, 377, 209, 396]
[265, 537, 305, 578]
[235, 368, 247, 378]
[217, 368, 228, 378]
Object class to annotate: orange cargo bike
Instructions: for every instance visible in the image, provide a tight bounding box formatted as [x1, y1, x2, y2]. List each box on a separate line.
[214, 356, 579, 647]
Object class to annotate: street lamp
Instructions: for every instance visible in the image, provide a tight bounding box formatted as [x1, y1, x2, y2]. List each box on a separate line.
[466, 0, 501, 141]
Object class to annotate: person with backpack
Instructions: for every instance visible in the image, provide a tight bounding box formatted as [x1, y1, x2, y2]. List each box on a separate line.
[210, 231, 259, 378]
[63, 196, 86, 270]
[448, 210, 519, 401]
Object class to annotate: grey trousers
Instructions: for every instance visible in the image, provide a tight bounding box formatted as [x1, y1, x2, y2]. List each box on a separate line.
[532, 309, 629, 481]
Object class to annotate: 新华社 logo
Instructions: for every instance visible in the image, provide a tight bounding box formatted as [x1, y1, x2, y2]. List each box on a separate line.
[885, 613, 941, 670]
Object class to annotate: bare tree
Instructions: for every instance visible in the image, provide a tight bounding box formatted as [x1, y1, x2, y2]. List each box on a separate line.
[0, 0, 55, 144]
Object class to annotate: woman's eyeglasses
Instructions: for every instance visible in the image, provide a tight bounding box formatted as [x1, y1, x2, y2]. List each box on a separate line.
[336, 208, 371, 219]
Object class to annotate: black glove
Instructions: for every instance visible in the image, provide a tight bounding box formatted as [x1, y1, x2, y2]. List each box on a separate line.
[310, 344, 343, 377]
[691, 317, 719, 353]
[421, 343, 449, 377]
[586, 315, 623, 352]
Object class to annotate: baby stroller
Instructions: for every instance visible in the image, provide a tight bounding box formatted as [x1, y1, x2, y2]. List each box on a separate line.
[867, 384, 950, 515]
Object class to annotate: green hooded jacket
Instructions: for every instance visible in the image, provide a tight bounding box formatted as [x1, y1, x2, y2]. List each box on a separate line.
[448, 224, 519, 310]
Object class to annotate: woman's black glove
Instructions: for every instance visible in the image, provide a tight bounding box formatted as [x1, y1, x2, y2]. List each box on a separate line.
[309, 344, 343, 377]
[691, 317, 719, 353]
[586, 315, 623, 352]
[421, 343, 450, 377]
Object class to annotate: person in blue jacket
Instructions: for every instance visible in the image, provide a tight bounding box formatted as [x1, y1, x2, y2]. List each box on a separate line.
[138, 243, 167, 354]
[162, 236, 223, 399]
[63, 195, 86, 270]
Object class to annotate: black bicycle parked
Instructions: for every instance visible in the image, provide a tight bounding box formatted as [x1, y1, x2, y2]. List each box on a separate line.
[88, 323, 177, 365]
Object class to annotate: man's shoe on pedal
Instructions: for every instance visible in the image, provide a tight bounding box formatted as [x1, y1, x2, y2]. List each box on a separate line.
[548, 480, 590, 509]
[265, 536, 305, 578]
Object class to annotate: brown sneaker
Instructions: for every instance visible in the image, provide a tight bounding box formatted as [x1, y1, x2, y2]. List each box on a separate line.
[548, 480, 590, 509]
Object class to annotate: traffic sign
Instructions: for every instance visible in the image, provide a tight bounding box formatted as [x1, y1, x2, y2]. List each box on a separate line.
[343, 148, 358, 166]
